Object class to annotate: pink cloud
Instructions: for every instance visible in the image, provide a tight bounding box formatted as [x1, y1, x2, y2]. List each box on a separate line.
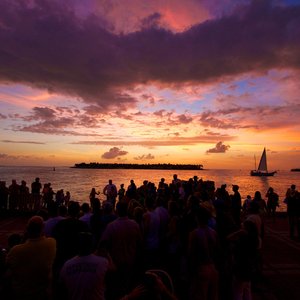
[206, 141, 230, 153]
[101, 147, 128, 159]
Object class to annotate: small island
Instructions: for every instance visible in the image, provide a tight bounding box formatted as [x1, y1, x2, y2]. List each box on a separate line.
[73, 162, 204, 170]
[291, 168, 300, 172]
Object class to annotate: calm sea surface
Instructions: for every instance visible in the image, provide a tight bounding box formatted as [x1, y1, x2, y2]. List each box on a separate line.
[1, 166, 299, 211]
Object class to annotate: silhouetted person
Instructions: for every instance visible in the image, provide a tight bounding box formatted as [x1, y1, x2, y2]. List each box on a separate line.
[231, 185, 242, 227]
[99, 201, 142, 299]
[285, 184, 300, 239]
[126, 179, 137, 200]
[103, 180, 118, 209]
[188, 205, 219, 300]
[52, 201, 89, 293]
[266, 187, 279, 220]
[227, 220, 259, 300]
[0, 181, 9, 211]
[89, 188, 99, 209]
[5, 216, 56, 300]
[58, 232, 110, 300]
[19, 180, 30, 211]
[31, 177, 42, 211]
[8, 179, 19, 211]
[118, 183, 126, 202]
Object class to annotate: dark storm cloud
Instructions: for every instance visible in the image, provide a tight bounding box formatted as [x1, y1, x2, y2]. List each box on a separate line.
[101, 147, 128, 159]
[0, 0, 300, 109]
[206, 141, 230, 153]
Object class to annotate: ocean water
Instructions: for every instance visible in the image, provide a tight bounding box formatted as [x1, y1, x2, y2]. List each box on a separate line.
[0, 166, 299, 211]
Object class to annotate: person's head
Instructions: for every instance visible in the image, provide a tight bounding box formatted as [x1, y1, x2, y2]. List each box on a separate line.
[254, 191, 262, 200]
[102, 201, 113, 214]
[133, 206, 144, 224]
[116, 201, 128, 217]
[68, 201, 80, 218]
[47, 200, 58, 217]
[35, 177, 40, 182]
[232, 185, 239, 192]
[58, 205, 68, 217]
[187, 195, 199, 210]
[173, 174, 177, 180]
[109, 179, 112, 184]
[243, 220, 259, 247]
[291, 184, 296, 190]
[142, 270, 174, 299]
[77, 232, 94, 256]
[161, 178, 165, 183]
[81, 203, 90, 214]
[196, 204, 211, 225]
[243, 220, 258, 235]
[268, 187, 274, 193]
[8, 233, 22, 250]
[145, 196, 155, 210]
[26, 216, 44, 238]
[120, 183, 124, 188]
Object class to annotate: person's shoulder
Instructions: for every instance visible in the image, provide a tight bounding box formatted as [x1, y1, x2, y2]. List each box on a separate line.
[91, 253, 109, 264]
[42, 236, 56, 249]
[7, 243, 24, 255]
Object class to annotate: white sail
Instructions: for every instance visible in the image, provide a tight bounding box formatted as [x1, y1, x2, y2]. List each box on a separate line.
[257, 148, 267, 172]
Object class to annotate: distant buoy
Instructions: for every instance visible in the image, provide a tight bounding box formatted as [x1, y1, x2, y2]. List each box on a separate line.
[53, 167, 56, 171]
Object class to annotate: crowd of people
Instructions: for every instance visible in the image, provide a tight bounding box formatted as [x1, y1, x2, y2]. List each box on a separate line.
[0, 178, 71, 212]
[0, 174, 299, 300]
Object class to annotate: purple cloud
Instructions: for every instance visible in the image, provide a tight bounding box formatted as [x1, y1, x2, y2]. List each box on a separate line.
[0, 0, 299, 110]
[101, 147, 128, 159]
[206, 141, 230, 153]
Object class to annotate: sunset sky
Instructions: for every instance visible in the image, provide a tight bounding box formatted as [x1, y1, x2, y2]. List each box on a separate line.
[0, 0, 300, 169]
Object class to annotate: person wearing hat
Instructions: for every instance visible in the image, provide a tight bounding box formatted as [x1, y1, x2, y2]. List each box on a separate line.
[5, 216, 56, 300]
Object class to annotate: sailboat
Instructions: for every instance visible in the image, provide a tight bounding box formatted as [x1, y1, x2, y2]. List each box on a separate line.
[250, 148, 276, 176]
